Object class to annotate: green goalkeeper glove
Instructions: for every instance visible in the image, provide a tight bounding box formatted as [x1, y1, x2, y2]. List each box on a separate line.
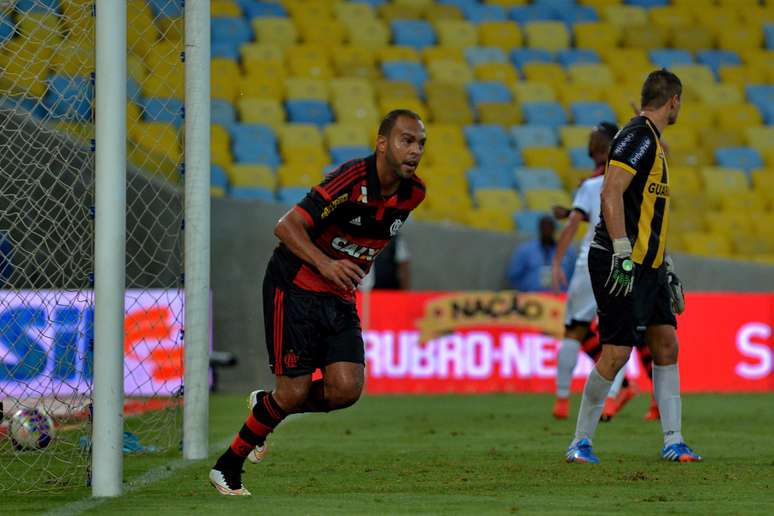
[664, 255, 685, 315]
[605, 238, 634, 297]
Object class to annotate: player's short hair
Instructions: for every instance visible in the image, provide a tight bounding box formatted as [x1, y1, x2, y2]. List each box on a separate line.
[378, 109, 422, 137]
[640, 69, 682, 110]
[593, 121, 619, 141]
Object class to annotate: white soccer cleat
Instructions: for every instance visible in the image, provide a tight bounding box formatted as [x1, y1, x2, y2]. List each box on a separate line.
[209, 468, 251, 496]
[246, 390, 268, 465]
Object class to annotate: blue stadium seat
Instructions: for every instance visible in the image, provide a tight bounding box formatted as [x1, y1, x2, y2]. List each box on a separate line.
[467, 81, 512, 106]
[557, 49, 600, 67]
[211, 165, 230, 190]
[464, 124, 511, 147]
[15, 0, 59, 12]
[348, 0, 385, 7]
[391, 20, 436, 50]
[513, 210, 549, 237]
[510, 48, 554, 71]
[465, 47, 507, 66]
[231, 187, 276, 201]
[510, 5, 558, 24]
[211, 17, 253, 48]
[511, 126, 558, 148]
[471, 145, 524, 169]
[715, 147, 764, 174]
[439, 0, 479, 10]
[745, 85, 774, 123]
[649, 49, 693, 69]
[697, 50, 742, 79]
[148, 0, 183, 18]
[212, 41, 241, 61]
[382, 61, 428, 91]
[240, 1, 287, 18]
[522, 101, 567, 128]
[232, 142, 281, 167]
[626, 0, 669, 6]
[569, 148, 594, 170]
[331, 146, 371, 165]
[556, 5, 598, 26]
[277, 187, 309, 205]
[286, 100, 334, 127]
[514, 167, 563, 191]
[44, 75, 93, 121]
[0, 15, 13, 44]
[463, 4, 507, 23]
[229, 123, 276, 147]
[466, 167, 516, 192]
[142, 97, 184, 127]
[571, 102, 616, 126]
[212, 99, 237, 128]
[127, 78, 141, 103]
[533, 0, 576, 8]
[766, 23, 774, 50]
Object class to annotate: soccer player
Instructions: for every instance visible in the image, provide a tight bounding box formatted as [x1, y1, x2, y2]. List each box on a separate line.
[565, 69, 702, 464]
[209, 110, 427, 495]
[551, 122, 633, 421]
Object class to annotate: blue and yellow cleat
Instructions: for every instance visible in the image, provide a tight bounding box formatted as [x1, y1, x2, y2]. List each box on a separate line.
[566, 438, 600, 464]
[661, 442, 703, 463]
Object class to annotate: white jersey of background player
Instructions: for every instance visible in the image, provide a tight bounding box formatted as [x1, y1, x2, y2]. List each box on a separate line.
[550, 123, 625, 420]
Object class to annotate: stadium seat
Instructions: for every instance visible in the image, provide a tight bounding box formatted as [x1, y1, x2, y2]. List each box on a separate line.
[378, 3, 423, 22]
[379, 46, 421, 63]
[334, 2, 375, 23]
[696, 50, 742, 79]
[524, 189, 572, 211]
[603, 5, 648, 28]
[510, 48, 554, 70]
[522, 101, 567, 128]
[253, 17, 298, 48]
[391, 20, 436, 49]
[569, 148, 594, 170]
[239, 96, 286, 129]
[428, 59, 474, 84]
[514, 167, 563, 191]
[510, 5, 559, 25]
[701, 167, 749, 197]
[276, 187, 309, 205]
[574, 22, 620, 53]
[524, 21, 569, 51]
[669, 166, 703, 195]
[467, 167, 517, 192]
[330, 146, 372, 165]
[715, 147, 764, 174]
[466, 81, 512, 106]
[511, 81, 557, 103]
[464, 124, 511, 147]
[324, 123, 370, 148]
[559, 84, 606, 108]
[745, 126, 774, 154]
[463, 4, 507, 23]
[297, 18, 346, 48]
[700, 127, 745, 156]
[694, 83, 743, 106]
[474, 62, 519, 84]
[211, 17, 252, 58]
[477, 102, 522, 125]
[557, 49, 600, 67]
[379, 97, 429, 121]
[560, 126, 593, 149]
[719, 65, 767, 89]
[285, 100, 333, 127]
[376, 79, 419, 101]
[465, 46, 507, 66]
[382, 61, 428, 91]
[425, 4, 465, 22]
[571, 102, 616, 126]
[522, 147, 570, 170]
[511, 126, 558, 149]
[514, 210, 549, 237]
[474, 188, 524, 214]
[228, 164, 275, 190]
[345, 17, 390, 49]
[334, 98, 381, 127]
[284, 78, 327, 101]
[277, 163, 325, 188]
[211, 164, 230, 191]
[435, 19, 479, 48]
[423, 46, 466, 64]
[141, 97, 183, 128]
[681, 231, 733, 257]
[130, 122, 181, 162]
[44, 75, 93, 121]
[522, 62, 566, 89]
[478, 21, 523, 50]
[649, 49, 693, 69]
[718, 25, 763, 55]
[471, 145, 524, 168]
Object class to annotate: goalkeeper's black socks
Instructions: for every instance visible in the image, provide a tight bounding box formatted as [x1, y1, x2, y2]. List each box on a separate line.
[215, 392, 287, 471]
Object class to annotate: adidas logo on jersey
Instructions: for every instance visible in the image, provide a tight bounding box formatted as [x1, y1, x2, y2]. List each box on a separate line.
[350, 216, 362, 226]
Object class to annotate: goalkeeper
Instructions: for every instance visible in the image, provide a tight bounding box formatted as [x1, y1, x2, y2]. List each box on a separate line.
[565, 69, 701, 464]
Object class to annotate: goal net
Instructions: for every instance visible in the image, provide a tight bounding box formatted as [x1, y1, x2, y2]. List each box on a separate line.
[0, 0, 185, 492]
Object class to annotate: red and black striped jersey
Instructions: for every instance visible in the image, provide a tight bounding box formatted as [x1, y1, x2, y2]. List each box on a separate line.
[270, 154, 426, 301]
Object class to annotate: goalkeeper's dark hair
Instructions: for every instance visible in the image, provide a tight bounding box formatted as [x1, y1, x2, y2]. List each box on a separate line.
[641, 68, 682, 110]
[593, 121, 619, 142]
[378, 109, 422, 137]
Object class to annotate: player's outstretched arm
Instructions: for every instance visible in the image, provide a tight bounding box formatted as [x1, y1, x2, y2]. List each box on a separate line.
[274, 209, 364, 291]
[551, 210, 584, 294]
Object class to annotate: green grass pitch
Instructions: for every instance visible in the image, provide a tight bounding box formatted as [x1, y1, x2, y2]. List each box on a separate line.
[8, 393, 774, 515]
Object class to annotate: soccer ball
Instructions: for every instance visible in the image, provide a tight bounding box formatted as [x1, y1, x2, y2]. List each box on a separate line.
[9, 408, 55, 450]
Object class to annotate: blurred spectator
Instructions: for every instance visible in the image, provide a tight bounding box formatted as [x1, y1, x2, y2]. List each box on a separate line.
[507, 216, 575, 292]
[361, 234, 411, 290]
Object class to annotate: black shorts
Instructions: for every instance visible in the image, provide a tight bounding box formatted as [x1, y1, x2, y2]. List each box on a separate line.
[263, 266, 364, 377]
[588, 246, 676, 347]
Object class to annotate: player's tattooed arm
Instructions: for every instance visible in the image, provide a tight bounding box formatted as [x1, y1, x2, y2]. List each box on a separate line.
[274, 209, 364, 291]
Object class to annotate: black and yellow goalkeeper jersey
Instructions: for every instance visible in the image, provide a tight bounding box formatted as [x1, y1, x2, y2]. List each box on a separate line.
[594, 116, 670, 269]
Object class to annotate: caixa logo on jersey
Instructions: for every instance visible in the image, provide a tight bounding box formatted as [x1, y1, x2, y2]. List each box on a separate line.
[331, 237, 379, 261]
[0, 290, 188, 397]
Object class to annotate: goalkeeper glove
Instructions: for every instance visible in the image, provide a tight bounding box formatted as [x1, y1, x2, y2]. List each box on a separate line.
[664, 255, 685, 315]
[605, 238, 635, 297]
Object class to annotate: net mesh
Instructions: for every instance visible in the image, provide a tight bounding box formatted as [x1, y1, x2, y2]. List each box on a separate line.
[0, 0, 185, 492]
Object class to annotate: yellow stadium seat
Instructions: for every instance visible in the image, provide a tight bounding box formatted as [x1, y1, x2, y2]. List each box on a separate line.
[334, 1, 375, 23]
[425, 5, 464, 22]
[277, 163, 325, 188]
[210, 187, 226, 197]
[345, 18, 390, 49]
[671, 191, 717, 214]
[228, 165, 275, 189]
[623, 25, 668, 50]
[466, 209, 516, 232]
[649, 6, 694, 31]
[670, 27, 715, 52]
[253, 17, 298, 48]
[669, 148, 713, 169]
[435, 20, 478, 49]
[17, 11, 62, 44]
[241, 43, 284, 68]
[718, 25, 763, 54]
[126, 5, 157, 54]
[333, 99, 380, 127]
[426, 146, 474, 169]
[670, 64, 715, 98]
[379, 97, 428, 122]
[146, 40, 184, 73]
[378, 3, 423, 22]
[524, 21, 569, 51]
[157, 16, 184, 42]
[677, 102, 716, 130]
[717, 191, 767, 214]
[681, 232, 733, 257]
[425, 124, 465, 147]
[286, 46, 333, 79]
[700, 167, 748, 197]
[238, 98, 285, 127]
[285, 0, 333, 22]
[668, 208, 705, 234]
[560, 126, 594, 149]
[574, 22, 620, 53]
[716, 104, 763, 132]
[428, 60, 474, 85]
[279, 123, 323, 149]
[297, 18, 346, 48]
[523, 148, 571, 170]
[282, 147, 330, 168]
[211, 0, 242, 17]
[477, 102, 522, 125]
[694, 83, 743, 106]
[330, 46, 377, 79]
[239, 74, 284, 101]
[669, 166, 702, 195]
[474, 63, 519, 84]
[699, 127, 744, 155]
[601, 48, 649, 80]
[478, 21, 523, 50]
[130, 122, 181, 162]
[568, 63, 614, 86]
[522, 63, 566, 90]
[693, 6, 737, 37]
[425, 81, 467, 104]
[474, 188, 524, 213]
[329, 77, 374, 104]
[745, 127, 774, 154]
[142, 67, 184, 98]
[525, 189, 573, 211]
[285, 77, 328, 101]
[211, 59, 240, 102]
[429, 100, 474, 125]
[511, 81, 557, 103]
[422, 46, 465, 64]
[394, 0, 434, 9]
[662, 126, 699, 152]
[50, 41, 93, 76]
[324, 123, 371, 148]
[379, 46, 421, 63]
[718, 65, 767, 89]
[376, 80, 419, 101]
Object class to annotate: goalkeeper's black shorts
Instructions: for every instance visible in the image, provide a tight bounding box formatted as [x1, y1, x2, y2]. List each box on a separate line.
[588, 246, 676, 347]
